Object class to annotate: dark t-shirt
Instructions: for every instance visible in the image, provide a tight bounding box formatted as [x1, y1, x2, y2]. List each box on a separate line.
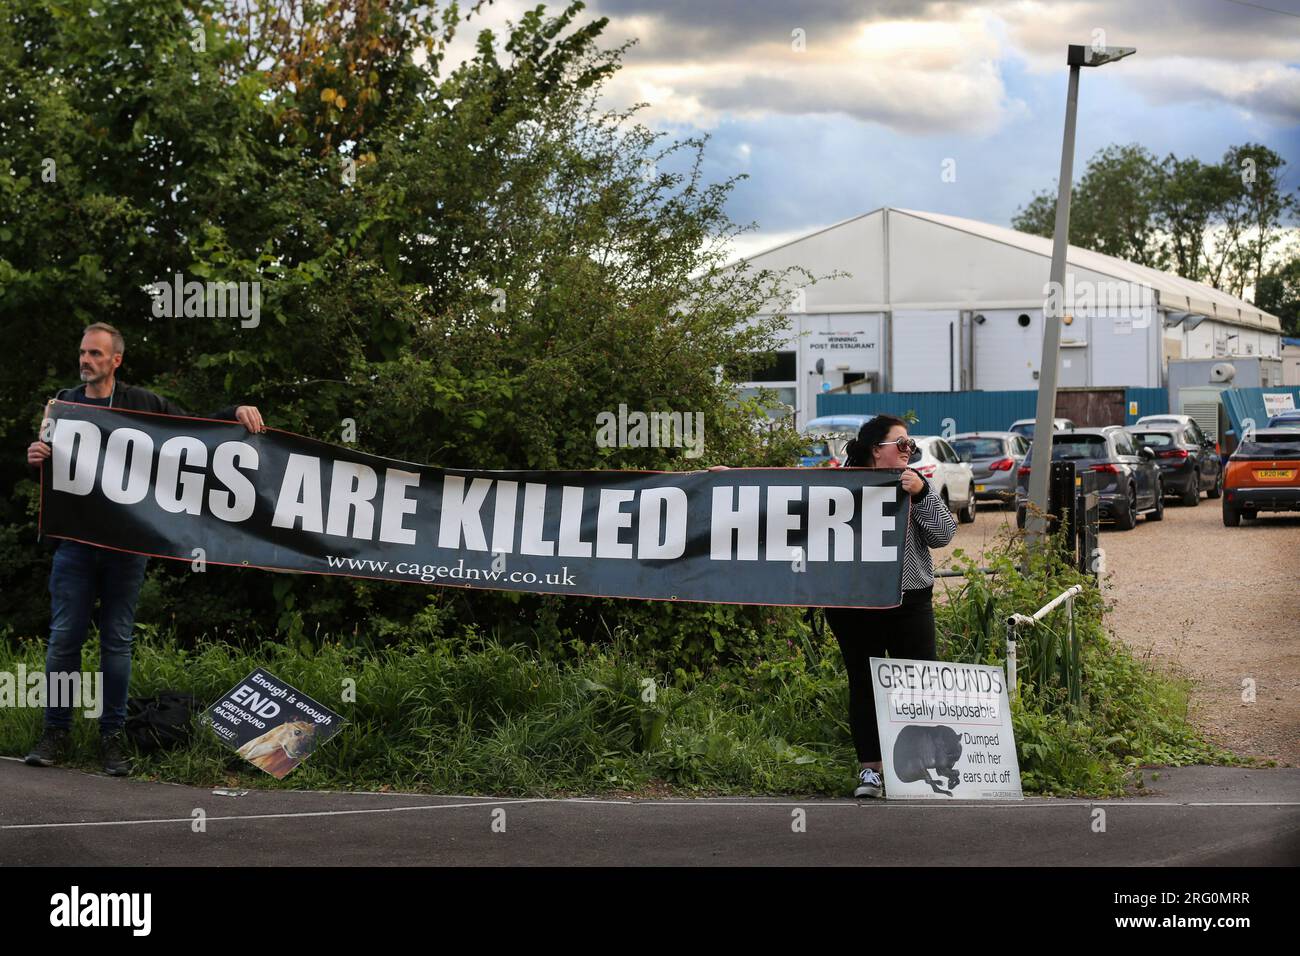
[59, 385, 110, 407]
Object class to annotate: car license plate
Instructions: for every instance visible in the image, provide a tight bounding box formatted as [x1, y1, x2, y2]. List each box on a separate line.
[1254, 469, 1296, 480]
[975, 484, 986, 492]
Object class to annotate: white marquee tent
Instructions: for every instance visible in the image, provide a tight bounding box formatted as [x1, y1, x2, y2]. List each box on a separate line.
[734, 207, 1282, 424]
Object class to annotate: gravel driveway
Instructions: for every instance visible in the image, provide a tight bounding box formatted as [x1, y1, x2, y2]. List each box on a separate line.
[930, 497, 1300, 766]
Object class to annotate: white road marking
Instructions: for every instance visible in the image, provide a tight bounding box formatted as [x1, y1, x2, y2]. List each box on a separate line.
[1, 798, 551, 829]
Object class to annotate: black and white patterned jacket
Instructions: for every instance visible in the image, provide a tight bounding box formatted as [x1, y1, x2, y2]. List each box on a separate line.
[902, 478, 958, 591]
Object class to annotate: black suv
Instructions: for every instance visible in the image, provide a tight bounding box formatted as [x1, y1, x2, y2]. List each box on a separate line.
[1125, 425, 1223, 506]
[1016, 426, 1164, 531]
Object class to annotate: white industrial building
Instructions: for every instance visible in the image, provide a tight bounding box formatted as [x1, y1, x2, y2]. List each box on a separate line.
[734, 207, 1283, 426]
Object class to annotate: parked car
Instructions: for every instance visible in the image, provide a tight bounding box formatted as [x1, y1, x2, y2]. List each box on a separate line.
[1135, 414, 1212, 446]
[949, 431, 1030, 506]
[798, 438, 838, 467]
[911, 436, 977, 523]
[1008, 417, 1077, 440]
[1137, 412, 1228, 465]
[798, 414, 874, 467]
[1266, 410, 1300, 430]
[1016, 426, 1163, 531]
[1125, 424, 1222, 506]
[1222, 428, 1300, 526]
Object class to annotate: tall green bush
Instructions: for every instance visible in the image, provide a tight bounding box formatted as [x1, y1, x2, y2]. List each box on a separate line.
[2, 0, 811, 649]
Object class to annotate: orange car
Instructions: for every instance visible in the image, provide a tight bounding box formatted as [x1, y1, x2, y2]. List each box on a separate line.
[1222, 429, 1300, 526]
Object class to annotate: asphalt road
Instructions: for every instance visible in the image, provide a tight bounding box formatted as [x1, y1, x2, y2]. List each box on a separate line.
[2, 758, 1297, 866]
[932, 499, 1300, 766]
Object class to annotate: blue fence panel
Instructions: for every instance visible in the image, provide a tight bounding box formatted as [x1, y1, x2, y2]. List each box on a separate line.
[1220, 386, 1300, 436]
[1123, 387, 1168, 424]
[816, 390, 1038, 436]
[818, 386, 1172, 435]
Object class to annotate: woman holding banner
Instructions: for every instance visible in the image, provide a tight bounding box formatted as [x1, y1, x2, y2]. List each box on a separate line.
[826, 414, 956, 798]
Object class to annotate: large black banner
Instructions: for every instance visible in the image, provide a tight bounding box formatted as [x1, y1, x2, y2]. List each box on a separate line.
[38, 401, 912, 608]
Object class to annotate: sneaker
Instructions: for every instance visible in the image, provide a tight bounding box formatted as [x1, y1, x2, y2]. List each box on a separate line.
[25, 727, 71, 767]
[854, 767, 884, 799]
[99, 731, 132, 777]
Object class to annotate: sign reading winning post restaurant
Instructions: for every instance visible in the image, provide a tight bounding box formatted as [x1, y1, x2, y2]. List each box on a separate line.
[870, 657, 1022, 800]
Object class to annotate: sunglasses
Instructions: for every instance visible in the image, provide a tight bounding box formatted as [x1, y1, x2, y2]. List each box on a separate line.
[875, 437, 917, 455]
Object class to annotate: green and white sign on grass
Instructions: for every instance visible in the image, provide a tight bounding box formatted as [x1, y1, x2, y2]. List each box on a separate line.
[871, 657, 1022, 800]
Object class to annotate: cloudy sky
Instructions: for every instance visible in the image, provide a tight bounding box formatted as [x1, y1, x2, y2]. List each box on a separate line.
[452, 0, 1300, 258]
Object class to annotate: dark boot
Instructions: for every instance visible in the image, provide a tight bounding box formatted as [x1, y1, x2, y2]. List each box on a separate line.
[25, 727, 71, 767]
[100, 731, 132, 777]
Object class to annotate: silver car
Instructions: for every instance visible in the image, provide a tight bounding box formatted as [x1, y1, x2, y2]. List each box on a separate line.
[950, 432, 1030, 505]
[910, 436, 978, 523]
[1008, 417, 1077, 440]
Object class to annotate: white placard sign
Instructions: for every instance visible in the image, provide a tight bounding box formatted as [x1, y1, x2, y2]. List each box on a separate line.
[1262, 392, 1296, 417]
[870, 657, 1023, 800]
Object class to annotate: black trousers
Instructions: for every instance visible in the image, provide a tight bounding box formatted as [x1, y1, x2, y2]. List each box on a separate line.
[824, 588, 936, 764]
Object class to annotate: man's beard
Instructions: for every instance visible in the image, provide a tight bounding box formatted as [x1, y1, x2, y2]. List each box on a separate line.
[80, 367, 106, 383]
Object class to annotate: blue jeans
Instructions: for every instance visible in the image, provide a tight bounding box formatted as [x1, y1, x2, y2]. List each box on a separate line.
[44, 541, 149, 734]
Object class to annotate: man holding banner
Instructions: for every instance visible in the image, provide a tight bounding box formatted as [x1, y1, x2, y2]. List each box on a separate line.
[33, 360, 920, 784]
[24, 322, 265, 775]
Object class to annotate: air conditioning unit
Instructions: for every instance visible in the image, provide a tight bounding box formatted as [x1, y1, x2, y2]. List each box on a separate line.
[1183, 401, 1223, 444]
[1179, 386, 1230, 446]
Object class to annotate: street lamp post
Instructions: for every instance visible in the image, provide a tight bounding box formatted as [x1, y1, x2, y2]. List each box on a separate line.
[1025, 43, 1135, 549]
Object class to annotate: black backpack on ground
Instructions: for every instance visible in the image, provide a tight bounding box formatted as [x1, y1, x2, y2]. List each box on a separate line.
[124, 692, 199, 754]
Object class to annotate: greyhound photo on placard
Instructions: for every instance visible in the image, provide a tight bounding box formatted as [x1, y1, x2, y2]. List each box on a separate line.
[870, 657, 1022, 800]
[892, 725, 964, 796]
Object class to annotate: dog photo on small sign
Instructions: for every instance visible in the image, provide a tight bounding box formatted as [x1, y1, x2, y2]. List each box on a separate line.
[205, 669, 344, 779]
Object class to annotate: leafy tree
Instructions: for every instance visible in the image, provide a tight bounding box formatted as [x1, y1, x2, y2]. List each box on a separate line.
[1207, 144, 1297, 300]
[1255, 247, 1300, 336]
[1154, 154, 1235, 283]
[1068, 144, 1165, 269]
[1011, 144, 1164, 269]
[1010, 188, 1055, 240]
[214, 0, 468, 154]
[1014, 141, 1298, 308]
[1, 0, 811, 659]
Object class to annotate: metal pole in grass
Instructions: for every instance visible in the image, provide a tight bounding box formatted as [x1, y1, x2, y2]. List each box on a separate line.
[1007, 626, 1017, 693]
[1005, 616, 1026, 694]
[1067, 594, 1075, 707]
[1068, 592, 1082, 710]
[1008, 587, 1084, 705]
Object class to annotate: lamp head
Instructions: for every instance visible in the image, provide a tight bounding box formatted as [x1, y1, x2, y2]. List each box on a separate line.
[1069, 44, 1136, 67]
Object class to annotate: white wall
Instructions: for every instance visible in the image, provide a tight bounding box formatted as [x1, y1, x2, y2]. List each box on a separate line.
[742, 211, 886, 312]
[1284, 344, 1300, 386]
[892, 310, 959, 391]
[889, 214, 1049, 305]
[1088, 306, 1158, 387]
[1178, 319, 1282, 361]
[1184, 321, 1215, 359]
[969, 305, 1160, 390]
[972, 309, 1043, 390]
